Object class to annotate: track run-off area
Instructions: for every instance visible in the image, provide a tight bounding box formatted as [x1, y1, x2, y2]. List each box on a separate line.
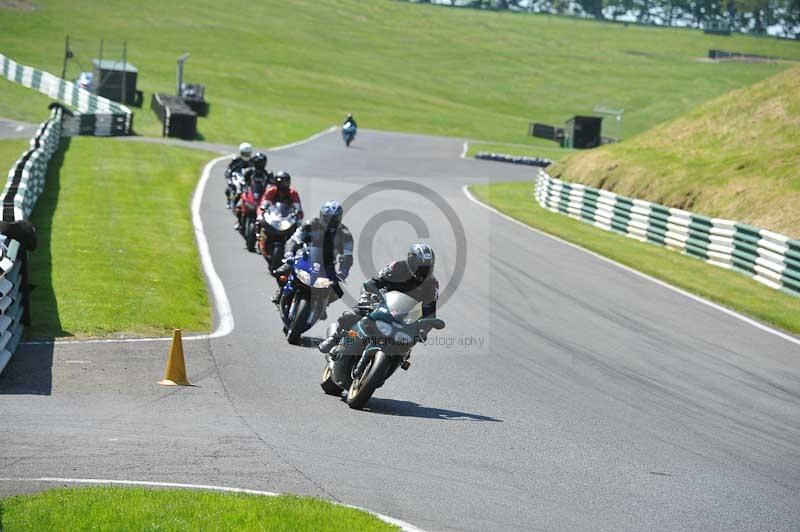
[2, 129, 800, 532]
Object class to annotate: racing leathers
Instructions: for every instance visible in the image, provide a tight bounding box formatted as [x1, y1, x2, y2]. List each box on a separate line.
[224, 157, 253, 208]
[257, 185, 303, 221]
[319, 260, 438, 353]
[273, 218, 354, 303]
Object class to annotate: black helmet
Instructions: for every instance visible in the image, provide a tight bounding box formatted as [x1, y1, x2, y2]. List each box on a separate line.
[407, 243, 434, 281]
[275, 171, 291, 191]
[253, 152, 267, 170]
[319, 200, 343, 229]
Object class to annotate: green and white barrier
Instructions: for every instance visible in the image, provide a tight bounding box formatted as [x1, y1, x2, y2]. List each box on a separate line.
[0, 106, 63, 375]
[0, 52, 132, 136]
[534, 170, 800, 297]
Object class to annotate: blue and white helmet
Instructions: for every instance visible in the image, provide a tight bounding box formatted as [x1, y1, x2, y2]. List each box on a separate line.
[320, 200, 343, 228]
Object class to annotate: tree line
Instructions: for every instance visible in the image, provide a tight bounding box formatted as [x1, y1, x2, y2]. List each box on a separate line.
[406, 0, 800, 38]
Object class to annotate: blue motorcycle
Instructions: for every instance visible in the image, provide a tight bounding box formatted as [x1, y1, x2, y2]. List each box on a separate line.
[278, 245, 337, 344]
[342, 121, 356, 147]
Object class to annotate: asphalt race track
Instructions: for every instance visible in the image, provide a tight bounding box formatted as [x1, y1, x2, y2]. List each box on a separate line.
[0, 118, 38, 140]
[2, 130, 800, 532]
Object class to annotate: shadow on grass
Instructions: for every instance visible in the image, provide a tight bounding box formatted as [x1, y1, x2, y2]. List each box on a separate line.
[26, 136, 70, 339]
[0, 137, 72, 395]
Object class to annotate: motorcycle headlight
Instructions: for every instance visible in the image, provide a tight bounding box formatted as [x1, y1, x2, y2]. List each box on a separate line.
[394, 331, 413, 345]
[313, 277, 333, 289]
[295, 269, 311, 285]
[375, 320, 393, 336]
[278, 220, 292, 231]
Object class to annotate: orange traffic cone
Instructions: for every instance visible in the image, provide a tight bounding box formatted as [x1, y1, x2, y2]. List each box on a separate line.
[158, 329, 193, 386]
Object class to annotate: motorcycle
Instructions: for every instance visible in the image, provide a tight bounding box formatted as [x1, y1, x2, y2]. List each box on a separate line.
[258, 201, 299, 273]
[342, 121, 357, 147]
[320, 290, 445, 410]
[236, 182, 263, 252]
[227, 171, 244, 211]
[278, 245, 337, 345]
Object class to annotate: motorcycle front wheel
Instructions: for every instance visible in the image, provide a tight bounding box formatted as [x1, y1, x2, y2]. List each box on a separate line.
[245, 218, 256, 252]
[287, 296, 311, 345]
[347, 351, 389, 410]
[320, 364, 342, 396]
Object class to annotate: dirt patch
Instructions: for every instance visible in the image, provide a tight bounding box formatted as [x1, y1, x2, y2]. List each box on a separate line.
[624, 50, 654, 58]
[0, 0, 37, 10]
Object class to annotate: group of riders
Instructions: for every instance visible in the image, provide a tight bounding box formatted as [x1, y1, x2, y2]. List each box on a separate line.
[223, 114, 439, 355]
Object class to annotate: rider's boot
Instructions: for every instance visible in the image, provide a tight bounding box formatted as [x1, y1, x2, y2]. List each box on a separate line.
[271, 288, 282, 305]
[318, 331, 342, 354]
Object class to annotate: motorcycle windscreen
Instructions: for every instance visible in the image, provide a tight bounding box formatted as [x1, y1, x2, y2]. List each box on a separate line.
[270, 202, 294, 217]
[267, 202, 295, 230]
[383, 291, 423, 324]
[303, 246, 334, 280]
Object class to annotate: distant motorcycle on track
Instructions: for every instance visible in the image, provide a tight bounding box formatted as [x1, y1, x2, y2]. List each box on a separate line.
[342, 120, 357, 147]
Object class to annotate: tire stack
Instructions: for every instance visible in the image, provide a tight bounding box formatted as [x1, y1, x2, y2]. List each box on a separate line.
[474, 152, 552, 168]
[151, 93, 197, 139]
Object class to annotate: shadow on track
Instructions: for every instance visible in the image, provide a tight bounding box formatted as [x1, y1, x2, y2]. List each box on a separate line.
[0, 341, 54, 395]
[362, 398, 503, 422]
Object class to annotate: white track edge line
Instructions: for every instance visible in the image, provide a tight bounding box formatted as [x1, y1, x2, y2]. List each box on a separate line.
[0, 477, 426, 532]
[22, 126, 338, 346]
[190, 154, 236, 340]
[462, 185, 800, 347]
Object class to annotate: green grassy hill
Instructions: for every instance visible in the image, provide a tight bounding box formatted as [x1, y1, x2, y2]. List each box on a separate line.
[2, 0, 800, 147]
[552, 66, 800, 237]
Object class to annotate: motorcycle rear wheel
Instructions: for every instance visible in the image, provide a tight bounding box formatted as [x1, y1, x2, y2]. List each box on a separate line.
[347, 351, 389, 410]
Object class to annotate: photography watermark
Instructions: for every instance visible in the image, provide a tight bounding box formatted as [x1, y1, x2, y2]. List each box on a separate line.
[303, 175, 493, 355]
[338, 179, 467, 309]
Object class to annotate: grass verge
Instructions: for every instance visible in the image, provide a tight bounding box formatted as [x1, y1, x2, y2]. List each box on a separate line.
[0, 487, 398, 531]
[2, 0, 800, 145]
[470, 181, 800, 335]
[0, 138, 31, 173]
[25, 138, 213, 339]
[552, 66, 800, 237]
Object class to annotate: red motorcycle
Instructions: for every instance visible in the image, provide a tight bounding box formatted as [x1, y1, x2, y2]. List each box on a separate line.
[235, 183, 262, 252]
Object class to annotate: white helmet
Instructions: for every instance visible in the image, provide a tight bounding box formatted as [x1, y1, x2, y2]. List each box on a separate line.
[239, 142, 253, 160]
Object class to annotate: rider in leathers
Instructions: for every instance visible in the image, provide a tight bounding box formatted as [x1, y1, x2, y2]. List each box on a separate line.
[234, 152, 273, 231]
[257, 171, 303, 221]
[272, 201, 353, 307]
[225, 142, 253, 209]
[319, 243, 438, 354]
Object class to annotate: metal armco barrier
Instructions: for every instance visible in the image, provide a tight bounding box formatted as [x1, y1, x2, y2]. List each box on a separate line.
[0, 52, 132, 136]
[534, 170, 800, 297]
[0, 107, 63, 375]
